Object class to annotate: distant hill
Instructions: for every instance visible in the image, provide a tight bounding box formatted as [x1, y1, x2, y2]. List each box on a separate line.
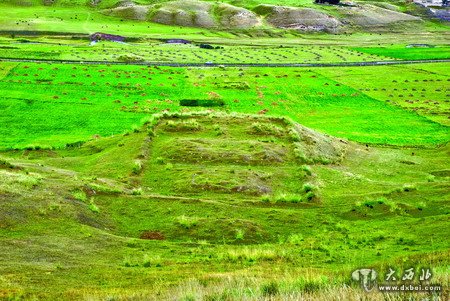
[2, 0, 446, 33]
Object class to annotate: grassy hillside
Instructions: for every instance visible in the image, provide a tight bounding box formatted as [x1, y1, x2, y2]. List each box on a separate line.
[0, 0, 448, 36]
[1, 112, 448, 300]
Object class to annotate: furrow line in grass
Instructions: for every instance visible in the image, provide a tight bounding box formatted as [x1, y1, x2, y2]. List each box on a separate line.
[1, 57, 450, 68]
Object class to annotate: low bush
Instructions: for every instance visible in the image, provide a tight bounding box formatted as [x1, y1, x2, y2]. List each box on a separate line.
[179, 99, 225, 107]
[176, 215, 199, 229]
[88, 200, 100, 213]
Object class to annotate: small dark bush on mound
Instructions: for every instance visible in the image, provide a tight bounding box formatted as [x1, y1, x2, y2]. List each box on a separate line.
[199, 44, 215, 49]
[0, 159, 18, 170]
[179, 99, 225, 107]
[140, 231, 165, 240]
[261, 281, 279, 296]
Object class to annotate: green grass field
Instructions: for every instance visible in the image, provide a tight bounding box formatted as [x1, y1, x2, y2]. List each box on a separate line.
[353, 45, 450, 60]
[0, 62, 448, 150]
[315, 63, 450, 125]
[0, 39, 391, 64]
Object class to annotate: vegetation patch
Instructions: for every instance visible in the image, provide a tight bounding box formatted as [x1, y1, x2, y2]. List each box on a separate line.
[179, 98, 225, 107]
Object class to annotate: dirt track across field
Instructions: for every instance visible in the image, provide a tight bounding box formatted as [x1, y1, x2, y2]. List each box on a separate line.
[0, 57, 449, 67]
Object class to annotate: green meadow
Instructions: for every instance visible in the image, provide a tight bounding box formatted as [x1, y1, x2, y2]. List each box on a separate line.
[0, 39, 388, 64]
[0, 62, 449, 150]
[353, 45, 450, 60]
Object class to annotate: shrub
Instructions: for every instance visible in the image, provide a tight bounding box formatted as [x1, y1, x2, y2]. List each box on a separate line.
[179, 99, 225, 107]
[132, 160, 142, 175]
[287, 234, 304, 245]
[0, 158, 15, 169]
[85, 183, 121, 194]
[72, 189, 87, 202]
[386, 200, 400, 213]
[426, 175, 435, 182]
[176, 215, 199, 229]
[274, 193, 302, 203]
[301, 165, 312, 176]
[88, 200, 100, 213]
[390, 184, 417, 194]
[213, 124, 225, 136]
[304, 191, 317, 202]
[417, 201, 427, 210]
[302, 183, 316, 193]
[131, 188, 143, 195]
[165, 120, 202, 132]
[402, 184, 417, 192]
[275, 193, 288, 202]
[249, 122, 282, 136]
[219, 247, 282, 263]
[261, 194, 271, 203]
[235, 229, 245, 241]
[261, 281, 279, 296]
[288, 129, 301, 142]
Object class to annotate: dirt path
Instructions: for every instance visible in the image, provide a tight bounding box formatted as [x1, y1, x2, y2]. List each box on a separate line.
[0, 57, 449, 68]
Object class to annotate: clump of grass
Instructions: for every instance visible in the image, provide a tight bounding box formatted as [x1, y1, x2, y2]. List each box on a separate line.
[213, 123, 225, 136]
[290, 276, 329, 293]
[390, 184, 417, 193]
[279, 193, 303, 203]
[0, 158, 16, 169]
[48, 202, 62, 212]
[304, 191, 317, 202]
[384, 199, 399, 213]
[165, 119, 202, 132]
[88, 199, 100, 214]
[302, 183, 316, 193]
[142, 254, 162, 268]
[261, 194, 271, 203]
[131, 125, 141, 133]
[131, 188, 143, 195]
[287, 234, 304, 245]
[235, 229, 245, 241]
[176, 215, 199, 229]
[315, 157, 331, 165]
[249, 122, 282, 136]
[219, 247, 283, 263]
[0, 170, 42, 192]
[288, 128, 301, 142]
[132, 160, 142, 175]
[123, 254, 162, 268]
[334, 223, 349, 234]
[71, 189, 87, 202]
[261, 281, 278, 296]
[417, 201, 427, 210]
[293, 146, 311, 163]
[85, 183, 121, 194]
[262, 193, 305, 204]
[301, 165, 312, 176]
[402, 184, 417, 192]
[396, 237, 416, 246]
